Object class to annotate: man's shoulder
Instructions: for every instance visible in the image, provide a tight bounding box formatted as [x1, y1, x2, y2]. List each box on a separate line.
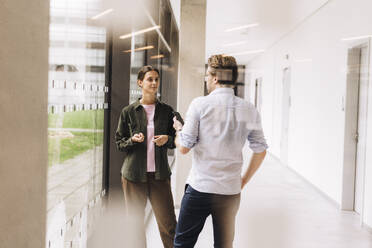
[191, 96, 206, 104]
[235, 96, 256, 109]
[188, 96, 208, 110]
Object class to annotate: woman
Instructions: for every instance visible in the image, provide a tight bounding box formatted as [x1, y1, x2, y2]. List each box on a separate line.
[115, 65, 177, 248]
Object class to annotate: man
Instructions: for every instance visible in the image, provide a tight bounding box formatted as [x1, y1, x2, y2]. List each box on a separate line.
[173, 55, 268, 248]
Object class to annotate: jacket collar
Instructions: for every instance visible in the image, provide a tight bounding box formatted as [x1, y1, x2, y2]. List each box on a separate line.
[134, 98, 160, 110]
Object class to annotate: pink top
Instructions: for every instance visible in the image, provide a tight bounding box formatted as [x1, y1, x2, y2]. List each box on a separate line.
[142, 104, 156, 172]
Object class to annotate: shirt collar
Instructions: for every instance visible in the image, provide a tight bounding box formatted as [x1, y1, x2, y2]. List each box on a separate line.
[209, 87, 234, 96]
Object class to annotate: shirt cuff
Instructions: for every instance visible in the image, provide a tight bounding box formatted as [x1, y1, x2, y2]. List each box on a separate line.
[178, 132, 196, 149]
[250, 143, 268, 153]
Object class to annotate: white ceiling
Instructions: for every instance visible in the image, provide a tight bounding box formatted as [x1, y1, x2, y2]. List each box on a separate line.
[206, 0, 329, 64]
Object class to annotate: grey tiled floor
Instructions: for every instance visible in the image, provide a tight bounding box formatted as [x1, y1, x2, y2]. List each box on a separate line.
[146, 150, 372, 248]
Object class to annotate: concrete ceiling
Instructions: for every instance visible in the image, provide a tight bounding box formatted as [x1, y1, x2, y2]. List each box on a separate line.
[206, 0, 329, 64]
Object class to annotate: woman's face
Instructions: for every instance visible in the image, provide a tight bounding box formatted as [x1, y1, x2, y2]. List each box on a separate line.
[138, 70, 160, 95]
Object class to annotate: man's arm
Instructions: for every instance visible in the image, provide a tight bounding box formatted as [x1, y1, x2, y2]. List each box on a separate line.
[241, 150, 266, 189]
[174, 130, 191, 154]
[172, 98, 201, 155]
[242, 108, 268, 189]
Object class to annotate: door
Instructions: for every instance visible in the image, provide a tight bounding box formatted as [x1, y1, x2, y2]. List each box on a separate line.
[342, 43, 370, 213]
[254, 77, 262, 112]
[281, 67, 291, 166]
[354, 46, 369, 214]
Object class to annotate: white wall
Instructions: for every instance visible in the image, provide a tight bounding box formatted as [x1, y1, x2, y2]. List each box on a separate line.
[0, 1, 49, 247]
[247, 0, 372, 227]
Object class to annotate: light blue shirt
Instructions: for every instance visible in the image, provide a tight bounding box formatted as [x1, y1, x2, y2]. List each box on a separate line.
[179, 88, 268, 195]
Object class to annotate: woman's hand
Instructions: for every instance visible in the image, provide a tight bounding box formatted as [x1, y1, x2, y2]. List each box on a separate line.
[153, 135, 168, 146]
[131, 133, 145, 143]
[173, 116, 183, 131]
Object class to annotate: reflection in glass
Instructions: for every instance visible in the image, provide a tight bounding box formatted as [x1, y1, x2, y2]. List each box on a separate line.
[129, 34, 151, 104]
[47, 0, 105, 246]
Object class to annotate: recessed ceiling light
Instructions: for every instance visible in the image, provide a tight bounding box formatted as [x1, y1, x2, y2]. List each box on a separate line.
[120, 26, 161, 40]
[224, 23, 259, 32]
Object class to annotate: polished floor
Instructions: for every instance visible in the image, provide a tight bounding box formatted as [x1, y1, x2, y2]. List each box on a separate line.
[147, 151, 372, 248]
[46, 145, 103, 248]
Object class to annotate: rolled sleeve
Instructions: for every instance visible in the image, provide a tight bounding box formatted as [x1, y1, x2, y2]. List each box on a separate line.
[247, 110, 268, 153]
[247, 129, 268, 153]
[178, 99, 200, 149]
[179, 132, 197, 149]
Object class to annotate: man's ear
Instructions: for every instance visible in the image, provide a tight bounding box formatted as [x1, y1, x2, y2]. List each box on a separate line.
[213, 76, 218, 84]
[137, 80, 142, 88]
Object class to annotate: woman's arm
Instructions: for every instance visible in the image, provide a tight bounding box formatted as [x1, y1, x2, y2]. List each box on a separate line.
[164, 107, 176, 149]
[152, 105, 177, 148]
[115, 110, 139, 152]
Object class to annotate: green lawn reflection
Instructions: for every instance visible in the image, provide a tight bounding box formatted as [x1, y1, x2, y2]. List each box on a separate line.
[48, 110, 104, 166]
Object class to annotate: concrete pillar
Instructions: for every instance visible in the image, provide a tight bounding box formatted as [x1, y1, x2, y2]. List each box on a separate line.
[175, 0, 206, 204]
[0, 1, 49, 247]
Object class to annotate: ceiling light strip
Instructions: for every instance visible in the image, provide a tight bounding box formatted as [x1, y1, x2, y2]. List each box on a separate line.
[150, 54, 165, 59]
[224, 23, 259, 32]
[123, 45, 154, 53]
[142, 5, 171, 52]
[91, 9, 114, 20]
[119, 26, 160, 40]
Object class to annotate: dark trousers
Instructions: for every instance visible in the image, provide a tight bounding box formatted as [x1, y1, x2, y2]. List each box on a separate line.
[174, 185, 241, 248]
[121, 173, 177, 248]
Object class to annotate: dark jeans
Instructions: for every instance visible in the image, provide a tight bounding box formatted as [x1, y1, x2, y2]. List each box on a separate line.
[174, 185, 241, 248]
[121, 173, 177, 248]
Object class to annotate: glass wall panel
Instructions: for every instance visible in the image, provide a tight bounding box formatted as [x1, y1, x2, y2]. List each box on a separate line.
[47, 0, 106, 247]
[129, 34, 148, 104]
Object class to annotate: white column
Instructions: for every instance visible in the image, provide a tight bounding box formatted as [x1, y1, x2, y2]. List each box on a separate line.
[0, 1, 49, 247]
[175, 0, 207, 205]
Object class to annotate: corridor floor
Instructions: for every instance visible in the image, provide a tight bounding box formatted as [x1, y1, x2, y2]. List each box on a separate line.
[146, 153, 372, 248]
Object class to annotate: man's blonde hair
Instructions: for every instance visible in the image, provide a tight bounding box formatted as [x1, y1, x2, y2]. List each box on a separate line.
[207, 55, 238, 84]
